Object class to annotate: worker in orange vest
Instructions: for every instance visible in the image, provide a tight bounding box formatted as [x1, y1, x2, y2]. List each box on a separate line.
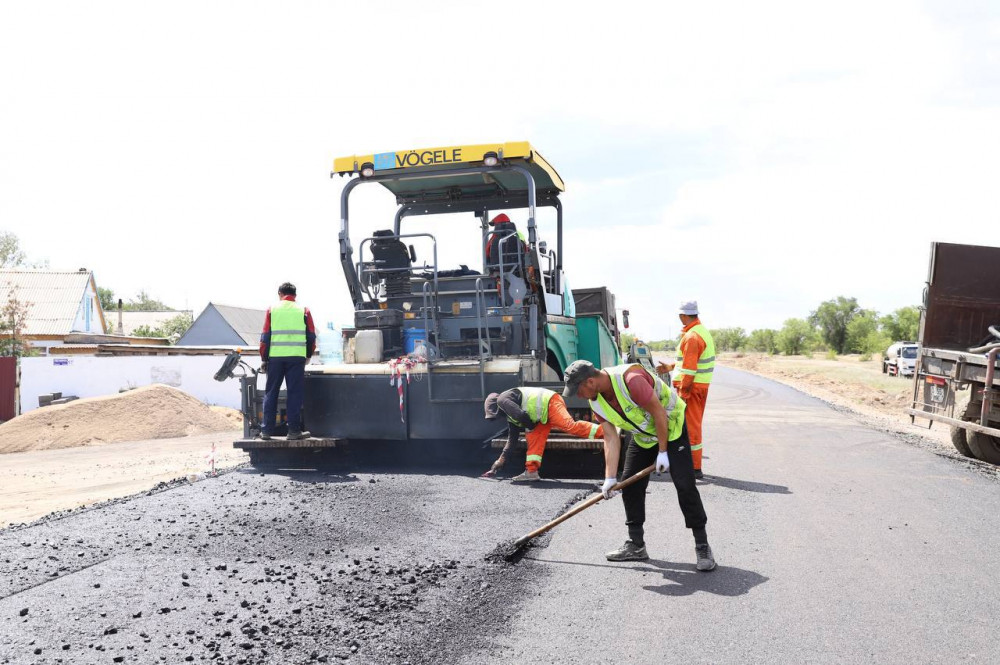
[657, 300, 716, 479]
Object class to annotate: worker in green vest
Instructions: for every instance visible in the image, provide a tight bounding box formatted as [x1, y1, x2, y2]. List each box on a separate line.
[564, 359, 716, 570]
[483, 386, 603, 482]
[258, 282, 316, 440]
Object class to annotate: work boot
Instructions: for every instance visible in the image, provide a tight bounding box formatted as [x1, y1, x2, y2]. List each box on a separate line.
[510, 470, 541, 483]
[695, 544, 717, 571]
[605, 540, 649, 562]
[257, 432, 271, 441]
[693, 469, 704, 480]
[287, 430, 311, 440]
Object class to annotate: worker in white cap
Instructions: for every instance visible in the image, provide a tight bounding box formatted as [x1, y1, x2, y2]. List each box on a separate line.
[657, 300, 716, 479]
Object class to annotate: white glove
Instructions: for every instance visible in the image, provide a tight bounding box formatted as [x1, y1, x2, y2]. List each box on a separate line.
[601, 477, 619, 500]
[655, 451, 670, 474]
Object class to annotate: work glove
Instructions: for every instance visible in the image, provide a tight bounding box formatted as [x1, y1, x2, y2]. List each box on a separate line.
[259, 362, 268, 375]
[655, 451, 670, 474]
[601, 477, 619, 500]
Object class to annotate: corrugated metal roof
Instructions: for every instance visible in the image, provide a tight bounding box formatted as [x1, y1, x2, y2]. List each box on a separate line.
[111, 310, 193, 335]
[210, 303, 267, 346]
[0, 270, 96, 335]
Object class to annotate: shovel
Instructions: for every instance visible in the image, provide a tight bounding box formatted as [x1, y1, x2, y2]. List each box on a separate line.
[503, 464, 655, 559]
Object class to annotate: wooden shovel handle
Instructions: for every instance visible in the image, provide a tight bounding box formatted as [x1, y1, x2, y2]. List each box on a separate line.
[511, 465, 655, 548]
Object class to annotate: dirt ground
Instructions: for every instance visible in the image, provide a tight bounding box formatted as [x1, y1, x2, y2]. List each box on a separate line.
[0, 384, 239, 454]
[717, 352, 955, 449]
[0, 431, 245, 528]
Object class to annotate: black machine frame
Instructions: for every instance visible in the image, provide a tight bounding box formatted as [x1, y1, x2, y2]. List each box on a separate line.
[337, 163, 564, 313]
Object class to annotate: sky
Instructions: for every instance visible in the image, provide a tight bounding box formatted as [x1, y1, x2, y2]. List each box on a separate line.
[2, 1, 999, 342]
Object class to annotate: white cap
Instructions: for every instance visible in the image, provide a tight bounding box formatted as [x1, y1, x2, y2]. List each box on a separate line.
[679, 300, 699, 315]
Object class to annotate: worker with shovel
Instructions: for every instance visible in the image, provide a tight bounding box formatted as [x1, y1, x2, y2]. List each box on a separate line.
[564, 359, 716, 570]
[483, 387, 603, 482]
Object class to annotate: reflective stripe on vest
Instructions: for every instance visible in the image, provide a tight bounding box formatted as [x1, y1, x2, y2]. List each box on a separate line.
[676, 323, 716, 384]
[268, 301, 307, 358]
[589, 364, 686, 448]
[519, 387, 556, 425]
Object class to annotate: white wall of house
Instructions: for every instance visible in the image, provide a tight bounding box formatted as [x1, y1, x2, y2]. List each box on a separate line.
[70, 282, 102, 333]
[19, 355, 263, 413]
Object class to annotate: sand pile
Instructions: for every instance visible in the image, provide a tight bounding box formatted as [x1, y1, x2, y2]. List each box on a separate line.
[0, 384, 241, 454]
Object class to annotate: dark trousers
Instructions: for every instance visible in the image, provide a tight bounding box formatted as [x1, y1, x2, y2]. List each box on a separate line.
[262, 357, 306, 434]
[621, 422, 707, 545]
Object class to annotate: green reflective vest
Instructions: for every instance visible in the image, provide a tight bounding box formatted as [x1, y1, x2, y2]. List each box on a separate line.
[520, 387, 556, 425]
[589, 364, 686, 448]
[268, 300, 307, 358]
[675, 323, 716, 385]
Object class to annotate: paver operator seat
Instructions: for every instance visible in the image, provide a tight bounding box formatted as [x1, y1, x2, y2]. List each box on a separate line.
[370, 229, 413, 298]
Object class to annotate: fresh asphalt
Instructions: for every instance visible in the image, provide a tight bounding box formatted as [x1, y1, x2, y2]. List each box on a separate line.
[461, 367, 1000, 664]
[2, 367, 999, 664]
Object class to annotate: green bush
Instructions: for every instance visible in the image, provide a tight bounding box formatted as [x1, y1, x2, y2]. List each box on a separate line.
[825, 349, 838, 360]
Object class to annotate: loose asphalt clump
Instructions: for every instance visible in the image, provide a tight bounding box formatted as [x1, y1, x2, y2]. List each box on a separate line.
[485, 486, 597, 564]
[0, 466, 589, 664]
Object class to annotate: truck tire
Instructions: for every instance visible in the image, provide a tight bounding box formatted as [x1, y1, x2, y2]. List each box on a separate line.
[949, 392, 977, 457]
[949, 426, 975, 458]
[968, 431, 1000, 465]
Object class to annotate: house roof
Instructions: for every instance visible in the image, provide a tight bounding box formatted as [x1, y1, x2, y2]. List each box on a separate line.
[0, 269, 105, 335]
[113, 310, 192, 336]
[209, 303, 266, 346]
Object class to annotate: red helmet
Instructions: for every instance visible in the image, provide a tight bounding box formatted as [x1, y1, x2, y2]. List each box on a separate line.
[489, 213, 510, 226]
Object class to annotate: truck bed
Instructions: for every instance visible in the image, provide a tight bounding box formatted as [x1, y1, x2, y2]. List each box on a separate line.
[920, 242, 1000, 351]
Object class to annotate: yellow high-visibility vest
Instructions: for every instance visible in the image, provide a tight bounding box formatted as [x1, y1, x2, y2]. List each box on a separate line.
[268, 301, 307, 358]
[589, 364, 686, 448]
[676, 324, 716, 385]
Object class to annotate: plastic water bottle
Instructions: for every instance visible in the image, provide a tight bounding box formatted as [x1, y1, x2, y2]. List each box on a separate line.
[319, 322, 343, 364]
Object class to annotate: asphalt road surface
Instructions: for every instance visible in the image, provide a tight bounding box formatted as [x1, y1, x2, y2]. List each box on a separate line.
[3, 367, 999, 664]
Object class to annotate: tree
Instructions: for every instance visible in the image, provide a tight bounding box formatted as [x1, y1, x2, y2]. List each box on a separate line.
[879, 306, 920, 342]
[159, 313, 193, 340]
[647, 339, 677, 352]
[0, 284, 34, 357]
[0, 230, 47, 269]
[134, 313, 193, 343]
[845, 312, 879, 353]
[124, 290, 173, 312]
[619, 332, 636, 354]
[711, 327, 747, 352]
[746, 328, 779, 354]
[97, 287, 116, 313]
[778, 318, 815, 356]
[0, 232, 27, 268]
[810, 296, 862, 354]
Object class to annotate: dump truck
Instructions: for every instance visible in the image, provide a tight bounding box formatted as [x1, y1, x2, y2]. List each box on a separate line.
[907, 241, 1000, 464]
[233, 142, 624, 469]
